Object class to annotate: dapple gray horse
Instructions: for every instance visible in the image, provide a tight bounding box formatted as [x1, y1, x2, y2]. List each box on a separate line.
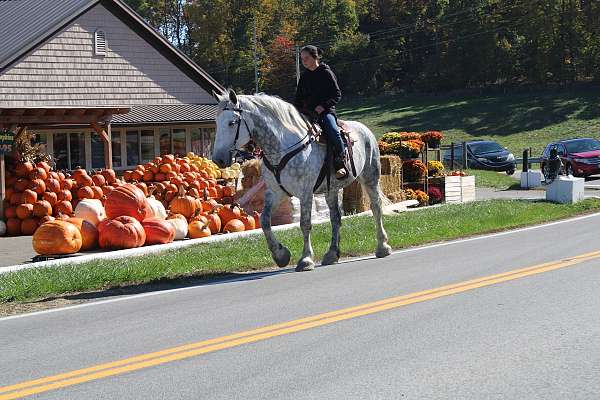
[212, 89, 392, 271]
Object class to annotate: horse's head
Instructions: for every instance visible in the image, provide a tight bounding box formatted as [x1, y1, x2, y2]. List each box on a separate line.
[213, 89, 254, 168]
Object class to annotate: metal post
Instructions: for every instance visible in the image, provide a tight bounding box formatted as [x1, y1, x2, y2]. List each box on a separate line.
[462, 142, 468, 170]
[528, 146, 532, 170]
[295, 45, 301, 84]
[0, 153, 4, 220]
[450, 142, 455, 170]
[522, 149, 529, 173]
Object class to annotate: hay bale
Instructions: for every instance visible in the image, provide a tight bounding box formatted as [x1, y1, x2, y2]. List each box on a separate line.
[379, 174, 402, 197]
[343, 180, 371, 214]
[380, 155, 402, 176]
[241, 159, 261, 177]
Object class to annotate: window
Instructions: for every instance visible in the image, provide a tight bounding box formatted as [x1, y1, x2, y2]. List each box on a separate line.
[202, 128, 215, 157]
[91, 133, 106, 169]
[69, 133, 86, 169]
[112, 131, 122, 168]
[51, 132, 86, 171]
[126, 130, 140, 166]
[172, 128, 186, 156]
[54, 133, 68, 170]
[191, 128, 202, 156]
[141, 129, 155, 163]
[159, 128, 171, 155]
[94, 30, 107, 56]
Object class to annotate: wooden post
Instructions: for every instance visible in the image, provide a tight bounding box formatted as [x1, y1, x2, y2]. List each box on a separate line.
[91, 122, 112, 170]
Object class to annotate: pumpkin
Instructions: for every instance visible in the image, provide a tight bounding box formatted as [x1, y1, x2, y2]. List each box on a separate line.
[30, 179, 46, 195]
[36, 161, 51, 174]
[54, 200, 74, 216]
[0, 220, 6, 236]
[60, 179, 74, 191]
[46, 178, 61, 193]
[223, 186, 236, 197]
[141, 218, 175, 245]
[7, 218, 22, 236]
[39, 215, 55, 224]
[28, 167, 48, 181]
[163, 154, 175, 164]
[5, 206, 17, 219]
[102, 185, 114, 196]
[223, 219, 245, 233]
[92, 186, 104, 200]
[135, 182, 149, 196]
[74, 199, 106, 226]
[101, 169, 117, 184]
[42, 192, 58, 206]
[131, 170, 143, 182]
[205, 211, 222, 234]
[16, 203, 34, 220]
[21, 218, 40, 236]
[33, 200, 53, 218]
[16, 162, 34, 178]
[123, 170, 134, 182]
[104, 184, 150, 221]
[71, 169, 87, 179]
[239, 214, 256, 230]
[57, 189, 73, 202]
[98, 216, 146, 249]
[77, 186, 95, 200]
[253, 211, 261, 229]
[146, 190, 168, 220]
[166, 213, 188, 240]
[14, 178, 30, 192]
[143, 171, 154, 182]
[188, 220, 211, 239]
[66, 217, 98, 251]
[169, 187, 197, 219]
[9, 192, 22, 205]
[75, 174, 93, 187]
[32, 220, 82, 255]
[21, 189, 38, 205]
[90, 174, 105, 187]
[218, 204, 242, 226]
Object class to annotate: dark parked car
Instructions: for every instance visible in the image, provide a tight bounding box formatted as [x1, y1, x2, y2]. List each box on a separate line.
[541, 138, 600, 179]
[443, 140, 516, 175]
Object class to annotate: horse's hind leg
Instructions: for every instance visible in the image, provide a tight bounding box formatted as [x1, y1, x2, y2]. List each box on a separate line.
[296, 193, 316, 271]
[322, 190, 342, 265]
[358, 165, 392, 259]
[261, 188, 291, 268]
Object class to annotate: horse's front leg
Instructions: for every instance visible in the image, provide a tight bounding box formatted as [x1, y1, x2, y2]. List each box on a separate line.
[261, 189, 291, 268]
[322, 189, 342, 265]
[296, 194, 315, 271]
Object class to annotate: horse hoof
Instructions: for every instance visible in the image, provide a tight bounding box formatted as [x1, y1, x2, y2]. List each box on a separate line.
[321, 251, 339, 266]
[295, 258, 315, 272]
[274, 246, 291, 268]
[376, 244, 392, 258]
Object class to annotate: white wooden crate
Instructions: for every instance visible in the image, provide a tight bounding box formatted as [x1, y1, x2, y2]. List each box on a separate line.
[444, 175, 476, 203]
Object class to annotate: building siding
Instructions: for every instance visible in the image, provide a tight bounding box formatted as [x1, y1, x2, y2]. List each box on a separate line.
[0, 3, 214, 107]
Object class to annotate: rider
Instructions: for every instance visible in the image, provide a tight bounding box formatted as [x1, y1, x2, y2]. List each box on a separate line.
[294, 45, 347, 179]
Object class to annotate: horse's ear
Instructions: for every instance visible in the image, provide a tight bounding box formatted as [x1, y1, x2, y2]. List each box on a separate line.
[229, 89, 238, 105]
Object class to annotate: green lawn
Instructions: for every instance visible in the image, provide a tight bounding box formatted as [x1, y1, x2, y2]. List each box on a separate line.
[2, 199, 600, 303]
[469, 170, 520, 190]
[338, 87, 600, 158]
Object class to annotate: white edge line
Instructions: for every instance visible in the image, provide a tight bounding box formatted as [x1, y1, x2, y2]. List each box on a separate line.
[1, 211, 599, 322]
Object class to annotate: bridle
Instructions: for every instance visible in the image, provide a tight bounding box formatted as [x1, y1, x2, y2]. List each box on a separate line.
[222, 106, 252, 152]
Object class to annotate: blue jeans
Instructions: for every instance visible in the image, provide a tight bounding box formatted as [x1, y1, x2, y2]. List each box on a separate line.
[319, 112, 345, 158]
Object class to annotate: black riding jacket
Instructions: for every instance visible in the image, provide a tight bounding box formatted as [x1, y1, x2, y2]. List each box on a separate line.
[294, 63, 342, 118]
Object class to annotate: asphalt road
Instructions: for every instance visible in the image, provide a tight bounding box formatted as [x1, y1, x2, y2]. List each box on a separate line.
[1, 213, 600, 399]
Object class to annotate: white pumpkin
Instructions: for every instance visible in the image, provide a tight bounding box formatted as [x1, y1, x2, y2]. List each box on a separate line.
[74, 199, 106, 227]
[147, 197, 167, 220]
[166, 218, 188, 240]
[0, 220, 6, 236]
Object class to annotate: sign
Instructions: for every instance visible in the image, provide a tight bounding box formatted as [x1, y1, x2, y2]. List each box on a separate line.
[0, 129, 14, 155]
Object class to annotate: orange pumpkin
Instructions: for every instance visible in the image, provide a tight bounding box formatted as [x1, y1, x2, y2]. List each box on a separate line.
[21, 218, 40, 236]
[91, 186, 104, 200]
[169, 187, 197, 219]
[252, 211, 261, 229]
[14, 178, 30, 192]
[46, 178, 61, 193]
[42, 192, 57, 207]
[123, 170, 134, 182]
[143, 171, 154, 182]
[32, 220, 82, 255]
[71, 169, 87, 179]
[135, 182, 149, 196]
[21, 189, 38, 205]
[141, 218, 175, 245]
[4, 206, 17, 219]
[57, 189, 73, 202]
[98, 216, 146, 249]
[101, 169, 117, 184]
[54, 201, 74, 216]
[16, 203, 34, 220]
[223, 219, 245, 233]
[104, 184, 150, 221]
[77, 186, 95, 200]
[91, 174, 106, 187]
[33, 200, 53, 218]
[102, 185, 114, 196]
[60, 179, 74, 191]
[6, 218, 22, 236]
[239, 214, 256, 230]
[76, 174, 94, 187]
[36, 161, 51, 174]
[9, 192, 22, 206]
[218, 204, 242, 226]
[66, 217, 99, 251]
[131, 170, 144, 182]
[205, 211, 222, 234]
[39, 215, 55, 224]
[163, 154, 175, 164]
[188, 220, 211, 238]
[30, 179, 46, 195]
[28, 167, 48, 181]
[223, 186, 236, 197]
[16, 162, 34, 178]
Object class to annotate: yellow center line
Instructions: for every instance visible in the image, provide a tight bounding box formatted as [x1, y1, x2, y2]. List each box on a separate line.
[2, 250, 599, 400]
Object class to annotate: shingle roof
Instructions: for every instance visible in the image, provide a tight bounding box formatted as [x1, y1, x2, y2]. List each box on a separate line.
[0, 0, 224, 95]
[110, 104, 218, 125]
[0, 0, 97, 70]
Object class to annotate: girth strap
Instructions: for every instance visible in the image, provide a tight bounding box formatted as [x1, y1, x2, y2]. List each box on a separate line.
[263, 137, 314, 197]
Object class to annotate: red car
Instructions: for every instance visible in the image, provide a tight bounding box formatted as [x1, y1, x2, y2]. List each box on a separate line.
[541, 138, 600, 179]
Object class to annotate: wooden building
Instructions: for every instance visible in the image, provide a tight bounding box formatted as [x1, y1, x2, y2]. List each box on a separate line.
[0, 0, 224, 171]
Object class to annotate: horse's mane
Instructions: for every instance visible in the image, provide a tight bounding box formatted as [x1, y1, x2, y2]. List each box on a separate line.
[218, 93, 307, 137]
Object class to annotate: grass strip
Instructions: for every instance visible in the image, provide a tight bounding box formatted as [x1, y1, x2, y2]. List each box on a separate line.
[469, 169, 521, 190]
[2, 199, 600, 303]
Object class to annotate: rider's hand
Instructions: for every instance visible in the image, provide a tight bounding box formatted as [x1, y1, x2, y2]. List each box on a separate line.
[315, 105, 325, 114]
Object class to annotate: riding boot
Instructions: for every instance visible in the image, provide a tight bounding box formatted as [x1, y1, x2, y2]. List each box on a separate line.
[334, 148, 348, 180]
